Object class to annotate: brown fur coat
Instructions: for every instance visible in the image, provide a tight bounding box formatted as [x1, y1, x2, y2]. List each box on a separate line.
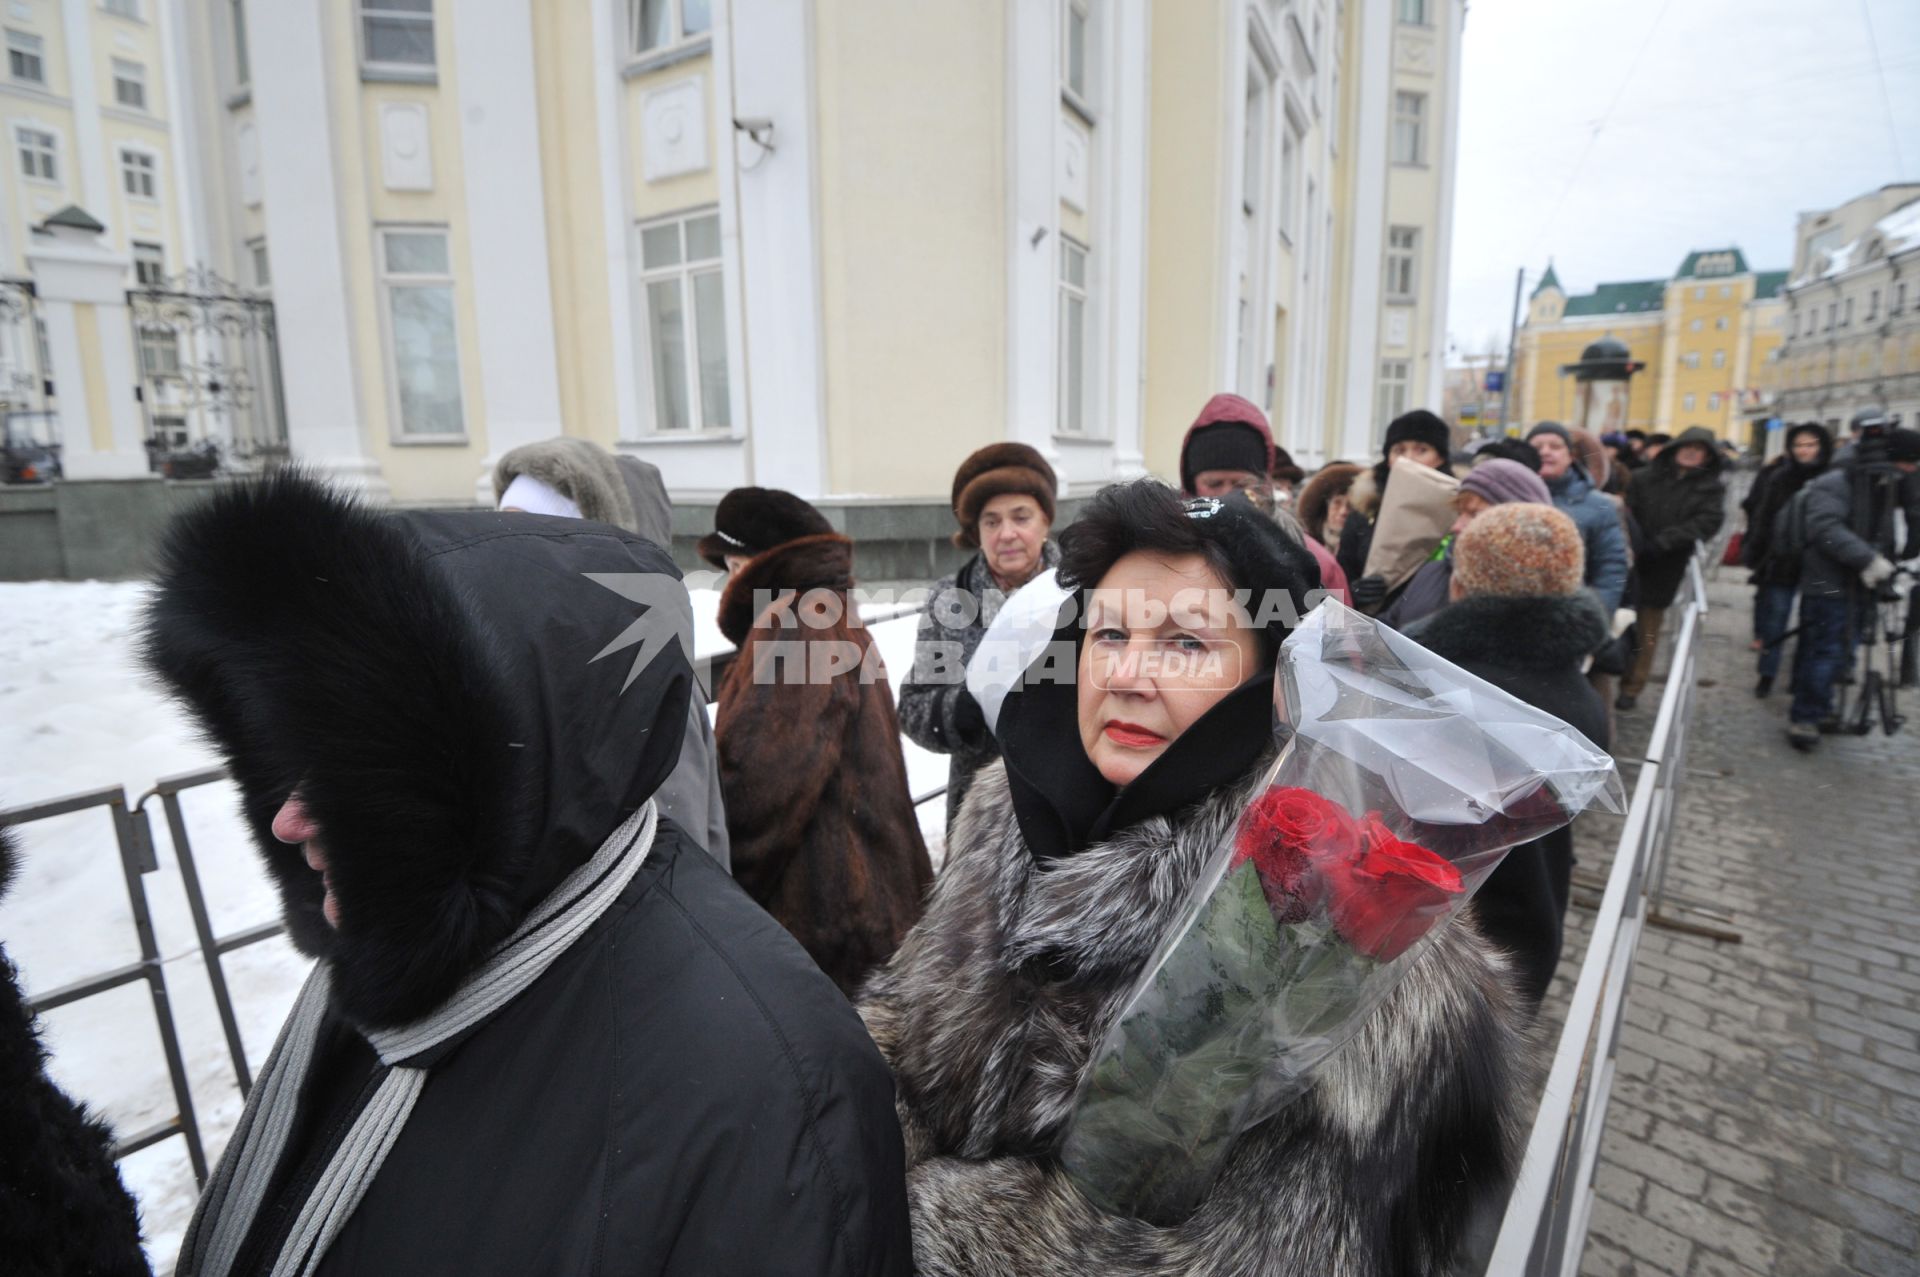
[715, 533, 934, 995]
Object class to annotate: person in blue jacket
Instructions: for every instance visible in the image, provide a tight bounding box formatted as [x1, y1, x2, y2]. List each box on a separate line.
[1526, 422, 1628, 615]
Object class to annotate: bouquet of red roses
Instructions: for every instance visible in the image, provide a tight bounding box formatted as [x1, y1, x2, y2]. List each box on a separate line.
[1058, 599, 1623, 1225]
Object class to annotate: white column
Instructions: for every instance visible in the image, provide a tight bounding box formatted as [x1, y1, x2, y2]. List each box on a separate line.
[1423, 0, 1465, 411]
[730, 0, 827, 496]
[156, 0, 209, 272]
[1105, 0, 1151, 480]
[59, 0, 112, 230]
[1004, 0, 1063, 478]
[588, 0, 643, 448]
[248, 0, 387, 498]
[27, 220, 148, 478]
[454, 0, 564, 502]
[1337, 0, 1391, 460]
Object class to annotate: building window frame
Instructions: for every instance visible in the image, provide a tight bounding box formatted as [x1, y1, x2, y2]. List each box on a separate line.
[1867, 289, 1879, 323]
[376, 224, 468, 442]
[101, 0, 140, 17]
[14, 124, 57, 183]
[6, 28, 45, 85]
[1397, 0, 1428, 24]
[627, 0, 713, 63]
[132, 240, 165, 288]
[1391, 91, 1426, 166]
[1711, 349, 1725, 369]
[248, 237, 270, 289]
[1376, 358, 1410, 429]
[111, 58, 147, 112]
[1058, 234, 1090, 436]
[1688, 318, 1702, 333]
[358, 0, 436, 80]
[138, 322, 181, 378]
[1062, 0, 1093, 119]
[1895, 282, 1907, 315]
[1385, 225, 1419, 303]
[1682, 392, 1696, 412]
[230, 0, 250, 88]
[635, 206, 732, 436]
[119, 146, 158, 201]
[1707, 392, 1721, 412]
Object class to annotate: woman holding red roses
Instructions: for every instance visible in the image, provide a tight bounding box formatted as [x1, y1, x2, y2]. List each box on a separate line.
[859, 480, 1526, 1276]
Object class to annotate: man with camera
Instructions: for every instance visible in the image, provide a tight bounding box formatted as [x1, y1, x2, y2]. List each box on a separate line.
[1786, 413, 1920, 750]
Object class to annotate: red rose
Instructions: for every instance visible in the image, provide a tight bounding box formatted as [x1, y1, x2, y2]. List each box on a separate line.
[1232, 788, 1362, 919]
[1323, 816, 1464, 961]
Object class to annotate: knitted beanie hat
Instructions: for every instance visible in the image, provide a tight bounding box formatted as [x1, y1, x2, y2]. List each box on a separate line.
[1526, 421, 1574, 451]
[1453, 502, 1585, 598]
[1458, 458, 1552, 508]
[1182, 422, 1271, 489]
[1383, 409, 1451, 460]
[951, 443, 1058, 549]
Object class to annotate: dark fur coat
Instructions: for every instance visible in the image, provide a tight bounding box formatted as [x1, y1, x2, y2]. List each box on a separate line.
[716, 533, 934, 996]
[0, 827, 150, 1277]
[859, 763, 1525, 1276]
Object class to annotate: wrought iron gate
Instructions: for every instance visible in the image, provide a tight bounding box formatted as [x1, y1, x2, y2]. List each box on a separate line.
[0, 277, 57, 457]
[128, 267, 288, 474]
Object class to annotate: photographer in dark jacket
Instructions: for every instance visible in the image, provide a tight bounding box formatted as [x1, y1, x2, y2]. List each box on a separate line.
[1786, 423, 1920, 750]
[1740, 423, 1832, 697]
[1619, 427, 1726, 710]
[146, 474, 912, 1277]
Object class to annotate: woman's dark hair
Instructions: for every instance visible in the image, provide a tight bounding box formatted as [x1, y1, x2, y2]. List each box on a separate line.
[1057, 479, 1319, 657]
[1471, 437, 1542, 472]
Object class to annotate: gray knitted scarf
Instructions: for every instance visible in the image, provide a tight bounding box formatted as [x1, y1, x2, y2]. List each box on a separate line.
[177, 802, 661, 1277]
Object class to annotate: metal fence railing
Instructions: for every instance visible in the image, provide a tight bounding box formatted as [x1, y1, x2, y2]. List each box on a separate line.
[0, 785, 210, 1186]
[1486, 551, 1712, 1274]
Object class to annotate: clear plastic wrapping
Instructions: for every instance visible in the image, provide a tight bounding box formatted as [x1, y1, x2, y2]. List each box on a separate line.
[1058, 600, 1626, 1224]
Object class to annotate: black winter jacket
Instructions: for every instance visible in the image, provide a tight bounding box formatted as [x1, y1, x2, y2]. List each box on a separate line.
[1796, 463, 1920, 600]
[144, 475, 912, 1277]
[1739, 425, 1833, 586]
[1624, 427, 1727, 608]
[1405, 591, 1611, 1007]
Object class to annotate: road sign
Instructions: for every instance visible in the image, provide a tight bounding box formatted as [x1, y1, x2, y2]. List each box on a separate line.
[1484, 371, 1505, 393]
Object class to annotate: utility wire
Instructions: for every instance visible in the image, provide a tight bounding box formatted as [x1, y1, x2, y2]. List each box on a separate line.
[1858, 0, 1910, 175]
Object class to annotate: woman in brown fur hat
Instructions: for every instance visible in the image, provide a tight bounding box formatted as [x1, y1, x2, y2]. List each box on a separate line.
[899, 443, 1060, 830]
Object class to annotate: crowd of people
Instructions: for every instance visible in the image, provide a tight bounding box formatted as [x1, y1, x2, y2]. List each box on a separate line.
[4, 398, 1913, 1276]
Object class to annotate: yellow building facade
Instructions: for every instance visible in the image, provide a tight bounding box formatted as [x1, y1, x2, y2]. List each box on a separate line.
[1515, 249, 1786, 442]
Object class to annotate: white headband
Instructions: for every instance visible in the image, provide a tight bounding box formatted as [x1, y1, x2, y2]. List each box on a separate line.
[499, 473, 582, 520]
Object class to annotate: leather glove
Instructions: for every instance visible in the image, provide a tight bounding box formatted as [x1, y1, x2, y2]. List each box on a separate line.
[1352, 575, 1388, 611]
[1862, 555, 1896, 589]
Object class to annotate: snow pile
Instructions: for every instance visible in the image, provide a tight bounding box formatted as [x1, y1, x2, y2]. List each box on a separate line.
[0, 579, 952, 1272]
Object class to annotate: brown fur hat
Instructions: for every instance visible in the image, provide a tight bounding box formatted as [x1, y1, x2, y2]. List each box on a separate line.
[950, 443, 1057, 549]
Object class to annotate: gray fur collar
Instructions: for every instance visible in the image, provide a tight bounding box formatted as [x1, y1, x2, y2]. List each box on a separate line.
[1405, 590, 1610, 670]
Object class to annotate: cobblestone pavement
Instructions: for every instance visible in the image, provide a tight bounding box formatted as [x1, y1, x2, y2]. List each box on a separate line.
[1528, 575, 1920, 1276]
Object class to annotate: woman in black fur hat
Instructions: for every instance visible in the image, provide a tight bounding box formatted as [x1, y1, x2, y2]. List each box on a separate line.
[860, 478, 1524, 1276]
[899, 444, 1060, 831]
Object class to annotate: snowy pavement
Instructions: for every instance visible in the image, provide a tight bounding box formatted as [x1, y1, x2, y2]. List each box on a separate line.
[0, 579, 946, 1272]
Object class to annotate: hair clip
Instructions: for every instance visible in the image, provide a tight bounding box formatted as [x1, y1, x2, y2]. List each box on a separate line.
[1183, 497, 1226, 520]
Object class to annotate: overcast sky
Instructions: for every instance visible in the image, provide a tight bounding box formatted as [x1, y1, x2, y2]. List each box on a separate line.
[1446, 0, 1920, 360]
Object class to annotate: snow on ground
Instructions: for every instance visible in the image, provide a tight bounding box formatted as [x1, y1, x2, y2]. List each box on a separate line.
[0, 579, 948, 1272]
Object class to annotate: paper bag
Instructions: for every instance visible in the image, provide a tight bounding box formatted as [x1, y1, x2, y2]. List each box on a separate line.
[1361, 457, 1459, 593]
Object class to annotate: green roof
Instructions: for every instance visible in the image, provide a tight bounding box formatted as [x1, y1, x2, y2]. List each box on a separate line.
[1563, 280, 1667, 317]
[1531, 263, 1563, 298]
[1674, 247, 1750, 279]
[1753, 269, 1788, 300]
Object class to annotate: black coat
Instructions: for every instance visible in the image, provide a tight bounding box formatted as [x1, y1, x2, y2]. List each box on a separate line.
[1739, 425, 1833, 586]
[0, 830, 150, 1277]
[1405, 591, 1611, 1008]
[1624, 428, 1727, 608]
[144, 475, 912, 1277]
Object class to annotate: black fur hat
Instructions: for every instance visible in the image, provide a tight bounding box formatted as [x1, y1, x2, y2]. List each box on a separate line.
[698, 487, 834, 569]
[1384, 409, 1451, 460]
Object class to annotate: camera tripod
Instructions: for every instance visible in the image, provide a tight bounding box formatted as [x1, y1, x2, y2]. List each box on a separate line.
[1840, 568, 1912, 737]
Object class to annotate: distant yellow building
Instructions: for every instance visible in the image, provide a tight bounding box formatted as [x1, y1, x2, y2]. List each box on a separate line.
[1514, 249, 1787, 443]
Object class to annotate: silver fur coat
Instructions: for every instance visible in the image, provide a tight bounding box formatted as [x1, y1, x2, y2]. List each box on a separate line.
[859, 760, 1525, 1277]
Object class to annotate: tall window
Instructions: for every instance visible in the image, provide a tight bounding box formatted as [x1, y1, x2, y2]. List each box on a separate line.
[638, 209, 730, 433]
[102, 0, 140, 15]
[15, 127, 56, 181]
[132, 241, 165, 288]
[1868, 289, 1880, 322]
[1688, 319, 1702, 332]
[1715, 315, 1727, 329]
[378, 227, 465, 437]
[1682, 392, 1695, 412]
[1385, 226, 1418, 302]
[1842, 297, 1853, 326]
[1707, 392, 1721, 411]
[1711, 349, 1725, 369]
[1682, 352, 1700, 370]
[1059, 236, 1088, 435]
[120, 149, 157, 199]
[1897, 283, 1908, 314]
[1278, 122, 1298, 242]
[112, 59, 147, 111]
[231, 0, 250, 86]
[630, 0, 711, 56]
[249, 238, 270, 288]
[1826, 302, 1836, 331]
[360, 0, 434, 71]
[1376, 360, 1409, 428]
[7, 29, 44, 84]
[1398, 0, 1428, 22]
[1391, 92, 1425, 166]
[1063, 0, 1090, 107]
